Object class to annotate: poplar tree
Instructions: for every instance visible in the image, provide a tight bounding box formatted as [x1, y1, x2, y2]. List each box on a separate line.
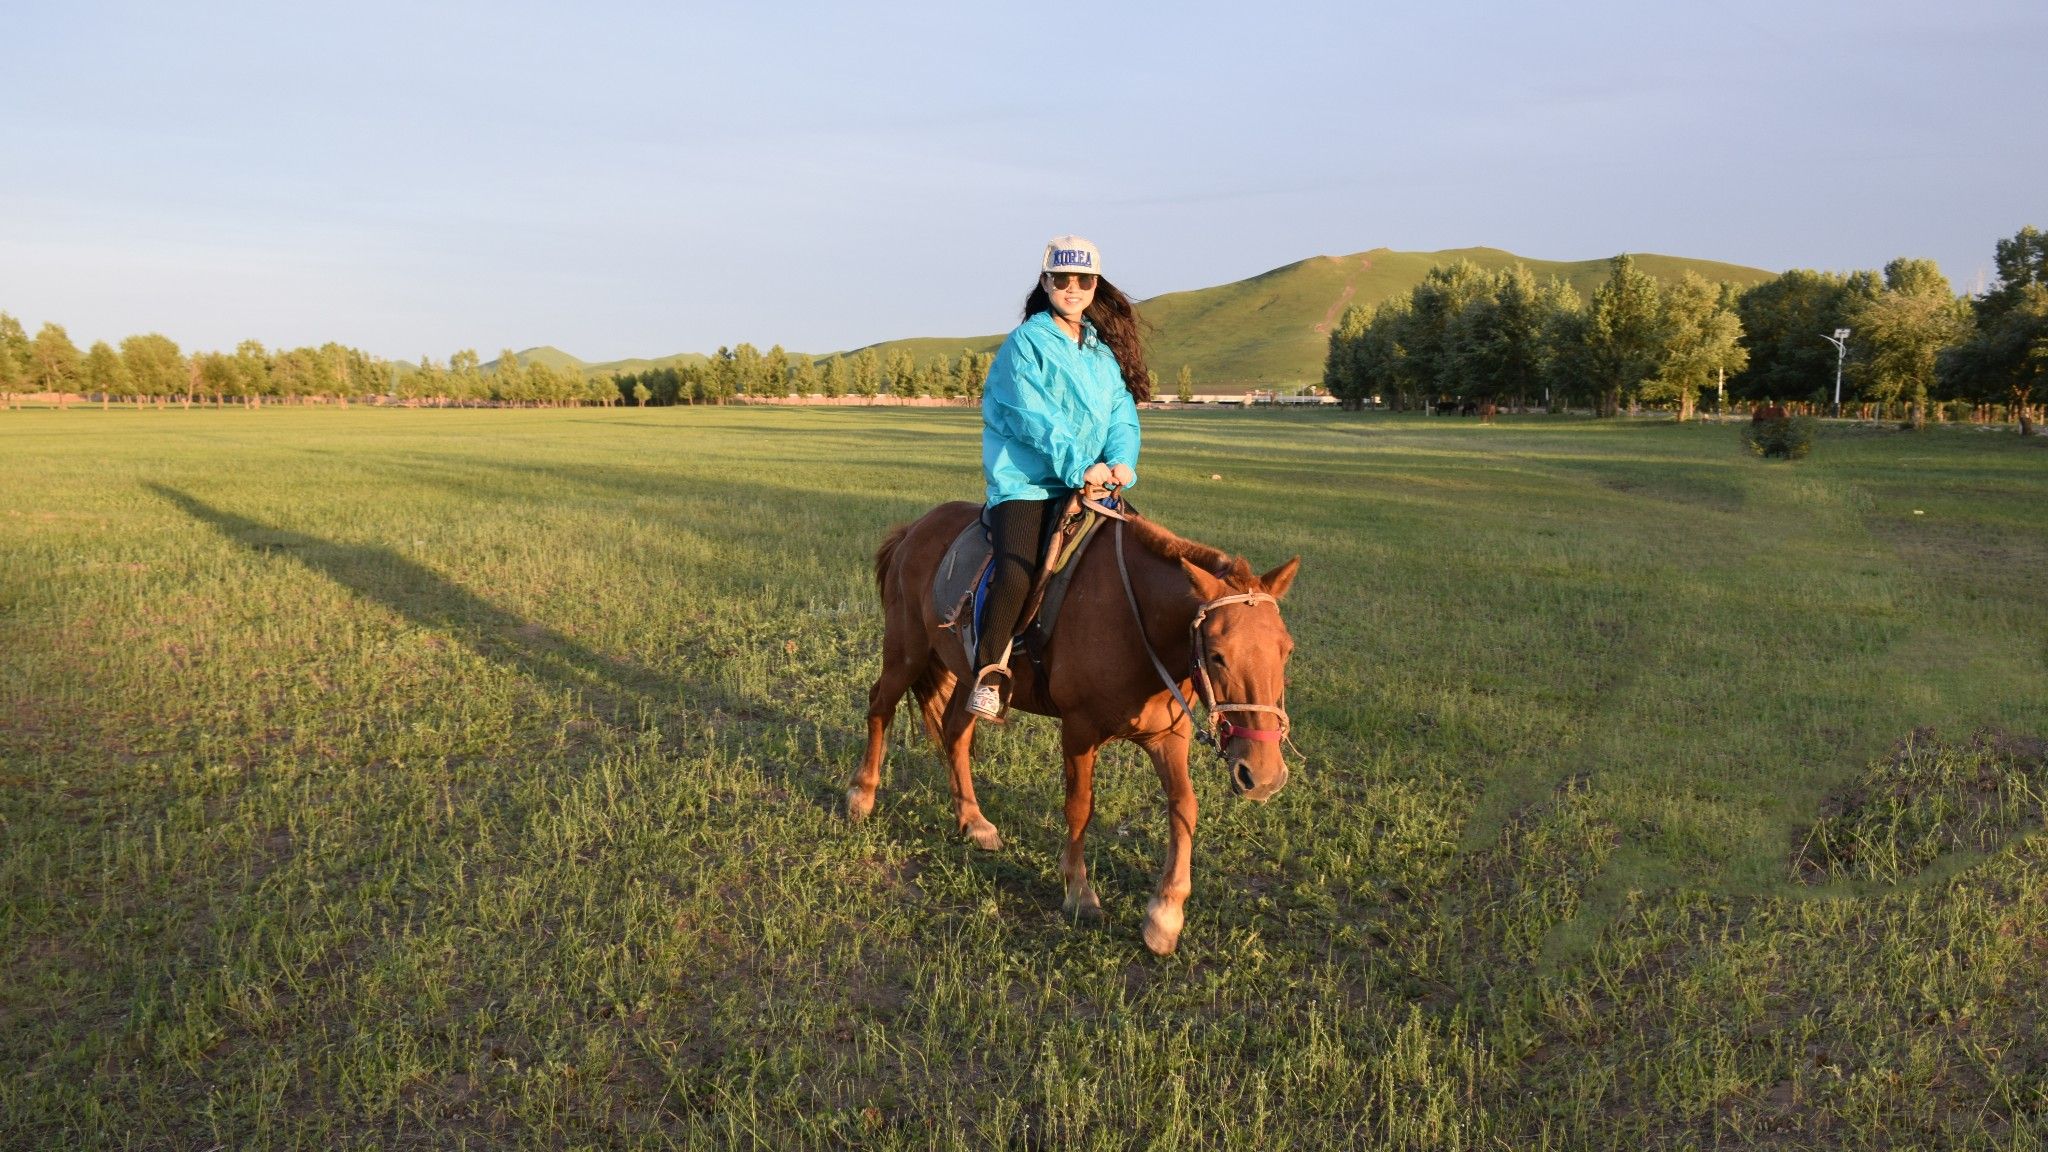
[0, 314, 28, 408]
[1535, 278, 1587, 411]
[788, 356, 822, 398]
[0, 340, 21, 409]
[229, 340, 271, 406]
[83, 340, 132, 410]
[1851, 258, 1971, 426]
[881, 350, 914, 396]
[1644, 272, 1747, 421]
[1943, 226, 2048, 433]
[485, 349, 519, 405]
[764, 345, 792, 396]
[963, 351, 993, 398]
[722, 344, 759, 396]
[30, 323, 83, 408]
[1398, 259, 1493, 405]
[0, 313, 30, 371]
[1322, 303, 1371, 406]
[1177, 364, 1194, 403]
[707, 347, 737, 403]
[196, 351, 239, 404]
[1584, 256, 1666, 417]
[448, 350, 483, 406]
[1447, 264, 1546, 403]
[851, 349, 882, 400]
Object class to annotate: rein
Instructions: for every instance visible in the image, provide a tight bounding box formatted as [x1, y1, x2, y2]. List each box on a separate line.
[1112, 517, 1291, 757]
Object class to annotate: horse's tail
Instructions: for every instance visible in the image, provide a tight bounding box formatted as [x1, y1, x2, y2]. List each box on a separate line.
[874, 522, 911, 596]
[911, 664, 948, 745]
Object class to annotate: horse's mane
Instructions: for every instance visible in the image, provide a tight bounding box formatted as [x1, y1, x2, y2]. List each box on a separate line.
[1126, 512, 1254, 587]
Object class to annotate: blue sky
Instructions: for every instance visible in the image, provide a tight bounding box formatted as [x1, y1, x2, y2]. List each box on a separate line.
[3, 0, 2042, 362]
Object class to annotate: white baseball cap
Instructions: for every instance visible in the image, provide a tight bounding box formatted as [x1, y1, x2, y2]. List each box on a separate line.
[1042, 235, 1102, 277]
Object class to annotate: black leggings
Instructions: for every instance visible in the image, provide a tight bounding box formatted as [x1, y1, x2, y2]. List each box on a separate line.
[975, 496, 1061, 671]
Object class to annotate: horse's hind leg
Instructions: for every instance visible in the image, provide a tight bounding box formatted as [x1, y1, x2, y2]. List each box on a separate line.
[847, 641, 928, 822]
[938, 691, 1002, 851]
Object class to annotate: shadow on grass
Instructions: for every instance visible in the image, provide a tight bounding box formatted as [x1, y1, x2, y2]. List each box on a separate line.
[141, 477, 1198, 921]
[145, 482, 681, 727]
[142, 482, 858, 816]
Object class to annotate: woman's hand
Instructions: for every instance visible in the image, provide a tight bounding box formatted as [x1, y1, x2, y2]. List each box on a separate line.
[1109, 463, 1136, 489]
[1082, 462, 1113, 488]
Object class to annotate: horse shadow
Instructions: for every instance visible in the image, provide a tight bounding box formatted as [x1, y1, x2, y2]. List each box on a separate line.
[141, 482, 852, 809]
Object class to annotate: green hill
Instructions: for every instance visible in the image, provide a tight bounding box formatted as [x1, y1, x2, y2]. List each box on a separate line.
[584, 351, 712, 377]
[474, 347, 715, 377]
[505, 345, 587, 373]
[1149, 247, 1774, 386]
[473, 247, 1776, 389]
[850, 246, 1776, 389]
[818, 335, 1006, 365]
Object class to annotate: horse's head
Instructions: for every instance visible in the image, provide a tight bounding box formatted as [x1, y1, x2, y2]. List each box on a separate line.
[1180, 556, 1300, 802]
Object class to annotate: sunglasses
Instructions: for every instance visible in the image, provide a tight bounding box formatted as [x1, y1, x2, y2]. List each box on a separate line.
[1045, 272, 1099, 290]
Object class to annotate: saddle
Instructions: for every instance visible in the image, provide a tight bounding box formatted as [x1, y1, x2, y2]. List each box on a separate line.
[931, 489, 1127, 699]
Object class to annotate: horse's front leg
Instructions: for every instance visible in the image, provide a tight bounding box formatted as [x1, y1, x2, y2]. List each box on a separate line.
[940, 693, 1002, 851]
[1140, 731, 1197, 955]
[1059, 723, 1105, 923]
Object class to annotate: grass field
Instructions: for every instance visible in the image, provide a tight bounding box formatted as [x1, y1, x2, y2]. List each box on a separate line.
[5, 407, 2046, 1149]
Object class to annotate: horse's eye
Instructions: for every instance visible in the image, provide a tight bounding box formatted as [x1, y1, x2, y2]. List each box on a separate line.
[1208, 652, 1226, 666]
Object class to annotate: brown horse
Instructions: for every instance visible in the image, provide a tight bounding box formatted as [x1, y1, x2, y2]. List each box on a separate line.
[847, 501, 1300, 955]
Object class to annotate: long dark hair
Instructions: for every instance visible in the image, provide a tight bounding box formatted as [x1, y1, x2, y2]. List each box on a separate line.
[1023, 277, 1152, 401]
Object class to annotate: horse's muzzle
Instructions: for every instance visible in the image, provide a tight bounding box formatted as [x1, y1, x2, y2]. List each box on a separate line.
[1229, 757, 1288, 802]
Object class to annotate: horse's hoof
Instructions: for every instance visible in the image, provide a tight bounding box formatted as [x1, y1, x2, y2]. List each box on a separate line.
[963, 818, 1003, 852]
[845, 787, 875, 822]
[1141, 900, 1183, 955]
[1063, 887, 1105, 924]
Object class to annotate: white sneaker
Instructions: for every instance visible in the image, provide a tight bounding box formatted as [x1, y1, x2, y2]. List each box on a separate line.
[966, 681, 1004, 721]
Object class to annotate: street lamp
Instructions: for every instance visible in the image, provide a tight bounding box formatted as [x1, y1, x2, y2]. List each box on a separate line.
[1821, 328, 1851, 418]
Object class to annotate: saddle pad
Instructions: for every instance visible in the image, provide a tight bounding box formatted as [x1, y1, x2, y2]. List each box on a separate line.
[931, 516, 991, 638]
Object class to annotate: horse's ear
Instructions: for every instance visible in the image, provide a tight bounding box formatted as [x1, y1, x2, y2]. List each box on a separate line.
[1179, 557, 1228, 600]
[1258, 557, 1301, 600]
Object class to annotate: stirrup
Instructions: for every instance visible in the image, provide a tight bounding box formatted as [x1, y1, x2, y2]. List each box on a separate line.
[966, 657, 1012, 722]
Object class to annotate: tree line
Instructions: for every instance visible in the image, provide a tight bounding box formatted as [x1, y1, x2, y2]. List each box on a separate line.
[0, 321, 627, 410]
[609, 346, 995, 407]
[0, 317, 1001, 411]
[1323, 226, 2047, 429]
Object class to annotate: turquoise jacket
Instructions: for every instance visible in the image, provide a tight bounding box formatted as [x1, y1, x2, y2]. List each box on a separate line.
[982, 311, 1141, 505]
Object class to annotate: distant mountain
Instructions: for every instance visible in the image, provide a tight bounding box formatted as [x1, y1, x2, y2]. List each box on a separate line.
[849, 247, 1775, 388]
[482, 346, 714, 376]
[487, 247, 1776, 389]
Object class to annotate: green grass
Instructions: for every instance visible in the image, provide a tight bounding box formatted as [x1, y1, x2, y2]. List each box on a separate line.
[4, 407, 2045, 1148]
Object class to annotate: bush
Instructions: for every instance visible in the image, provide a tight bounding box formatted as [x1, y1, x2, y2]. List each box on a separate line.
[1942, 399, 1976, 423]
[1743, 415, 1817, 460]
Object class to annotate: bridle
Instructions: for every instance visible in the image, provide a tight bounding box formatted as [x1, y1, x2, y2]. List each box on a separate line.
[1107, 513, 1292, 758]
[1185, 589, 1290, 748]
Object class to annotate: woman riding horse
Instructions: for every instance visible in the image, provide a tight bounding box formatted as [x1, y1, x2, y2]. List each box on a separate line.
[967, 234, 1150, 722]
[850, 235, 1303, 955]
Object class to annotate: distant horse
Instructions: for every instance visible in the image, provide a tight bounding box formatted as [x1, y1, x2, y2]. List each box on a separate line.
[849, 502, 1300, 955]
[1753, 405, 1788, 423]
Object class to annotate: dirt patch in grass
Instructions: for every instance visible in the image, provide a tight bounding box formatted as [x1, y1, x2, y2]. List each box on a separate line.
[1792, 728, 2048, 885]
